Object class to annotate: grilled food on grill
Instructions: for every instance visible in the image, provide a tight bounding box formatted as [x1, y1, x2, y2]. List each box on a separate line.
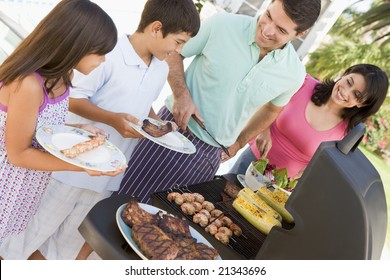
[218, 226, 233, 238]
[193, 213, 209, 227]
[60, 135, 106, 158]
[256, 186, 294, 223]
[167, 192, 184, 205]
[142, 119, 173, 138]
[182, 193, 196, 203]
[229, 223, 242, 236]
[238, 188, 282, 222]
[202, 201, 215, 212]
[224, 180, 242, 199]
[233, 196, 281, 235]
[181, 202, 196, 215]
[214, 232, 230, 245]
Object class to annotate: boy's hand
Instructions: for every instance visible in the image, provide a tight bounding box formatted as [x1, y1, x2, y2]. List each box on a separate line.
[111, 113, 143, 138]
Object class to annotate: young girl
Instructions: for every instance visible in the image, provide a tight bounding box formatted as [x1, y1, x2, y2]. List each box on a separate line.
[0, 0, 121, 245]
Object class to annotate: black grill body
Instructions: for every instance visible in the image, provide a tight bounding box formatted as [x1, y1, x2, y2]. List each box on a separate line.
[152, 124, 388, 259]
[258, 124, 387, 259]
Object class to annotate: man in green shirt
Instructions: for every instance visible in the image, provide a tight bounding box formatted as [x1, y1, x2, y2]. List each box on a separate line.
[115, 0, 321, 203]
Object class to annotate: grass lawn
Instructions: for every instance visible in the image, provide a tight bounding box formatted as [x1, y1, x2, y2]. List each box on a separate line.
[360, 146, 390, 251]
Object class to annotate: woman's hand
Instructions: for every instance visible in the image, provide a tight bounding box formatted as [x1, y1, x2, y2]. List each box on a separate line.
[256, 128, 272, 158]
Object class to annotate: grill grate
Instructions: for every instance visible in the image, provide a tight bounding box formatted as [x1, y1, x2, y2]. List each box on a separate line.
[151, 176, 293, 259]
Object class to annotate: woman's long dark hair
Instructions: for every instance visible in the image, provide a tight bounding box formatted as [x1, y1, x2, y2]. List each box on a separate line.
[311, 64, 389, 132]
[0, 0, 117, 93]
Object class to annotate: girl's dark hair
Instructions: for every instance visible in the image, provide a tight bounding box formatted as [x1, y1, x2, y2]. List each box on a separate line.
[311, 64, 389, 132]
[137, 0, 200, 37]
[277, 0, 321, 33]
[0, 0, 117, 92]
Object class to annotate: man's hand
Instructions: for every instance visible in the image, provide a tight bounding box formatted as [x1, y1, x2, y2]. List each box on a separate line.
[221, 141, 241, 163]
[171, 92, 202, 131]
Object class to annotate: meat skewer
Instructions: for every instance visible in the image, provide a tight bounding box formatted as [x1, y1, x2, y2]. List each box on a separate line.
[60, 135, 106, 158]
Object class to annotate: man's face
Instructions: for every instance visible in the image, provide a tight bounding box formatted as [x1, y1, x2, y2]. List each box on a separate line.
[255, 0, 305, 52]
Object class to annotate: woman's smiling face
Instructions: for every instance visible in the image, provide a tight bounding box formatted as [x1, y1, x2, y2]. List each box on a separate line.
[331, 73, 367, 108]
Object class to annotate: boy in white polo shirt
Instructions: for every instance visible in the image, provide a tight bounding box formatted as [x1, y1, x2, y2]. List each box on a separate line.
[0, 0, 200, 260]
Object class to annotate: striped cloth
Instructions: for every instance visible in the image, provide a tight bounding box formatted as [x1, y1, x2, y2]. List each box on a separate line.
[113, 106, 222, 204]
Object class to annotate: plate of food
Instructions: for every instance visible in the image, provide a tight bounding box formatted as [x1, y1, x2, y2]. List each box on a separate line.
[116, 201, 221, 260]
[36, 124, 126, 172]
[236, 174, 249, 188]
[245, 159, 297, 193]
[129, 117, 196, 154]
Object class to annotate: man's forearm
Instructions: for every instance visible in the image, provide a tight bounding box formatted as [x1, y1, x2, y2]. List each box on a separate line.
[166, 52, 189, 98]
[236, 103, 282, 148]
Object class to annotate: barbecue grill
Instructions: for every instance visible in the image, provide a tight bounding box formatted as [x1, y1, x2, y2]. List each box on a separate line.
[151, 123, 388, 260]
[79, 123, 387, 259]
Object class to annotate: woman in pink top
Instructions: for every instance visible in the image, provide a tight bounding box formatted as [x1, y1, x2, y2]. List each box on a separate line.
[230, 64, 388, 178]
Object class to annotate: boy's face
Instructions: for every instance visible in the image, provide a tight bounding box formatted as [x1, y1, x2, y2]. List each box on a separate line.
[256, 0, 305, 53]
[153, 31, 191, 60]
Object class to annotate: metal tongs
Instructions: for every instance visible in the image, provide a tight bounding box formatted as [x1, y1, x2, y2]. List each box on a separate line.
[192, 114, 230, 157]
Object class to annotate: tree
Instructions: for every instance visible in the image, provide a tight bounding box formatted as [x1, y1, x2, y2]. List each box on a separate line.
[340, 0, 390, 46]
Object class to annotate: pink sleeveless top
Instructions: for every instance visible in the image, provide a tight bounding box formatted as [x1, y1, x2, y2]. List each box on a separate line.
[249, 75, 347, 178]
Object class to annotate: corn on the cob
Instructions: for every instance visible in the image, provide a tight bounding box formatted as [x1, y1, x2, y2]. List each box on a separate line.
[237, 188, 282, 222]
[256, 187, 294, 223]
[232, 196, 281, 235]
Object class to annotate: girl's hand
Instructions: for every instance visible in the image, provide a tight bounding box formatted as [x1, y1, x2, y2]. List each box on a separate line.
[84, 164, 127, 177]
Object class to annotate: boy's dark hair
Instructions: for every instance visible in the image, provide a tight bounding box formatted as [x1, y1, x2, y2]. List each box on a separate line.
[312, 64, 389, 132]
[0, 0, 117, 92]
[137, 0, 200, 37]
[276, 0, 321, 33]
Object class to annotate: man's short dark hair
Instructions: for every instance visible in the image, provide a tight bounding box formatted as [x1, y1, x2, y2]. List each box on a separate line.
[278, 0, 321, 33]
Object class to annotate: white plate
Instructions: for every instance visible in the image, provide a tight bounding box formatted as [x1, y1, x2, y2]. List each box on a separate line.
[129, 117, 196, 154]
[236, 174, 249, 188]
[116, 203, 221, 260]
[36, 125, 126, 172]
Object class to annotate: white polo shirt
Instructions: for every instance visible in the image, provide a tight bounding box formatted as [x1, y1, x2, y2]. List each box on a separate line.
[52, 35, 169, 192]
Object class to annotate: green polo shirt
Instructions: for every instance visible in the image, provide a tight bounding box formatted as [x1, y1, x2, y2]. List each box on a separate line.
[165, 12, 305, 147]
